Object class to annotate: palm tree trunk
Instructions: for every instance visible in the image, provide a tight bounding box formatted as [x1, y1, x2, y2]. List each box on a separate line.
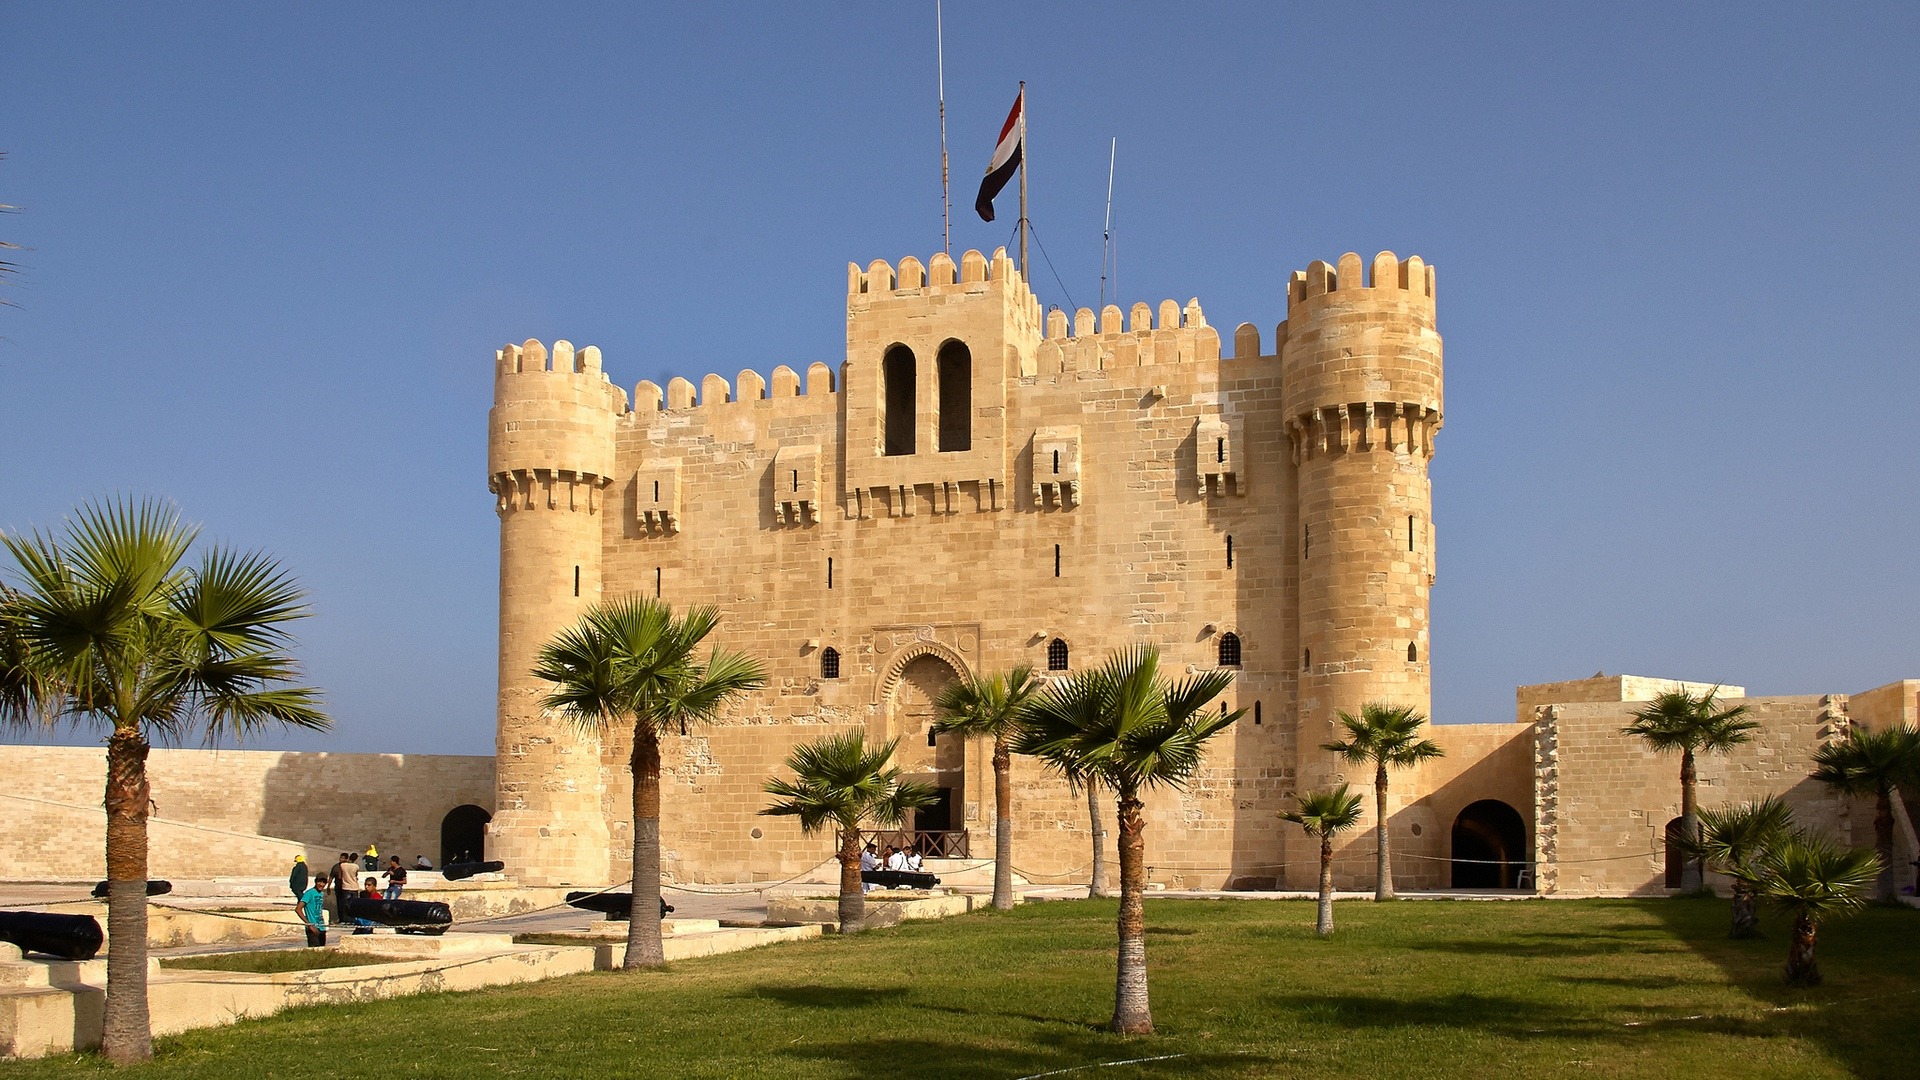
[1872, 791, 1896, 903]
[623, 726, 665, 969]
[101, 728, 153, 1064]
[992, 736, 1014, 911]
[1679, 748, 1702, 890]
[1111, 787, 1152, 1034]
[1375, 762, 1393, 901]
[837, 826, 866, 933]
[1729, 880, 1759, 939]
[1317, 832, 1335, 936]
[1784, 912, 1821, 986]
[1087, 782, 1110, 899]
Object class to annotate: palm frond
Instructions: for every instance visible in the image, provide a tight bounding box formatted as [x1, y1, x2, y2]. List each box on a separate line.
[1758, 833, 1882, 921]
[1284, 785, 1365, 835]
[1622, 687, 1755, 753]
[1811, 727, 1920, 797]
[1689, 796, 1794, 880]
[762, 731, 924, 836]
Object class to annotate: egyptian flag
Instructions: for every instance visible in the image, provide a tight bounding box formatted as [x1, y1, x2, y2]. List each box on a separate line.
[975, 90, 1024, 222]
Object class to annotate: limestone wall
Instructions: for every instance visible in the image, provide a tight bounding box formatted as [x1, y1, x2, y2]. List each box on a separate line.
[1533, 695, 1853, 897]
[0, 745, 493, 881]
[1514, 675, 1745, 727]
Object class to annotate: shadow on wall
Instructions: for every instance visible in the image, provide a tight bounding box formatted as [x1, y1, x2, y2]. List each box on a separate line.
[259, 753, 493, 871]
[1401, 733, 1534, 891]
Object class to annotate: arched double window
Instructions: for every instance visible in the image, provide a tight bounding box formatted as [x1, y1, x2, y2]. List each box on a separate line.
[820, 647, 841, 681]
[1046, 638, 1070, 672]
[1217, 632, 1241, 668]
[937, 341, 972, 452]
[883, 345, 916, 456]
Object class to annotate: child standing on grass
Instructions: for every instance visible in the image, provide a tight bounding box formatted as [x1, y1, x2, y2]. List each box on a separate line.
[298, 873, 329, 947]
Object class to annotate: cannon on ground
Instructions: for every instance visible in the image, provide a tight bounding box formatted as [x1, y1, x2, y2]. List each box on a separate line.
[440, 860, 505, 881]
[565, 891, 672, 920]
[338, 897, 453, 935]
[90, 880, 171, 899]
[861, 870, 940, 890]
[0, 911, 105, 960]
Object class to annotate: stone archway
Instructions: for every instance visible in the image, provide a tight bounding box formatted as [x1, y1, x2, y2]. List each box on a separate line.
[880, 652, 966, 837]
[1450, 799, 1527, 889]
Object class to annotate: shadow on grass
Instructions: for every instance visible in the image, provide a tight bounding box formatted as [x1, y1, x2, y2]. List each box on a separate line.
[1401, 931, 1682, 959]
[1265, 990, 1648, 1043]
[781, 1035, 1265, 1080]
[743, 984, 908, 1009]
[1557, 974, 1691, 990]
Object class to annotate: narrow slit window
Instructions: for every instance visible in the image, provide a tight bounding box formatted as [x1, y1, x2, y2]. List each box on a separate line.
[1409, 515, 1416, 552]
[820, 647, 840, 680]
[1218, 632, 1241, 667]
[1047, 638, 1069, 671]
[654, 567, 662, 598]
[927, 730, 938, 747]
[573, 565, 580, 597]
[1053, 544, 1061, 577]
[1226, 535, 1234, 569]
[653, 480, 660, 502]
[1216, 437, 1225, 463]
[1303, 648, 1311, 671]
[1304, 524, 1310, 559]
[1051, 449, 1060, 475]
[827, 557, 834, 589]
[792, 469, 799, 493]
[1408, 642, 1418, 662]
[1254, 701, 1263, 726]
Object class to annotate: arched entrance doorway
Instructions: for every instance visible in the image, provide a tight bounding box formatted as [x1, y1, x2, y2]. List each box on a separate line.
[881, 652, 967, 852]
[441, 804, 491, 867]
[1450, 800, 1527, 889]
[1664, 816, 1686, 889]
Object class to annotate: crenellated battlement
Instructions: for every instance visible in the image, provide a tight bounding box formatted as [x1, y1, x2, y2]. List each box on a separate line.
[1030, 295, 1228, 375]
[1285, 251, 1435, 318]
[629, 361, 839, 416]
[846, 246, 1026, 296]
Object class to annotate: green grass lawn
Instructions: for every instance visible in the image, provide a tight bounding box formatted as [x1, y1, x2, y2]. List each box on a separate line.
[8, 896, 1915, 1079]
[157, 950, 411, 974]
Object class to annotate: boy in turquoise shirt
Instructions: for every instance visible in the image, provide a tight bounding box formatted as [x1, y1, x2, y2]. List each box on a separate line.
[298, 873, 329, 947]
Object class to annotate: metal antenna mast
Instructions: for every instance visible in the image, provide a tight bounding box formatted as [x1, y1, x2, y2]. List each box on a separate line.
[937, 0, 949, 256]
[1101, 138, 1116, 311]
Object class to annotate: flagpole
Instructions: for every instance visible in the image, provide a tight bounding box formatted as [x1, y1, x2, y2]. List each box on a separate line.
[1101, 137, 1115, 311]
[1018, 80, 1028, 277]
[937, 0, 949, 257]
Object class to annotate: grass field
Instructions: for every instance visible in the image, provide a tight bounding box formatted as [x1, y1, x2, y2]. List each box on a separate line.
[157, 950, 410, 974]
[6, 896, 1914, 1078]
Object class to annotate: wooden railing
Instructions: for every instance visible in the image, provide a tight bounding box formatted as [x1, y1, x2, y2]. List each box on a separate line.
[847, 829, 970, 859]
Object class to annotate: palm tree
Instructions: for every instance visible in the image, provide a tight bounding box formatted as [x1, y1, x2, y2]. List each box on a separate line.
[761, 731, 937, 933]
[1810, 726, 1920, 902]
[1014, 644, 1241, 1035]
[1321, 702, 1443, 900]
[1688, 796, 1793, 938]
[1083, 775, 1111, 899]
[0, 499, 327, 1064]
[1621, 687, 1755, 890]
[932, 665, 1040, 911]
[1757, 833, 1881, 986]
[1283, 786, 1366, 936]
[533, 597, 765, 969]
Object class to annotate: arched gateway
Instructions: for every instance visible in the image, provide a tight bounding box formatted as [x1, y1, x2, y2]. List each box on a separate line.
[872, 649, 968, 855]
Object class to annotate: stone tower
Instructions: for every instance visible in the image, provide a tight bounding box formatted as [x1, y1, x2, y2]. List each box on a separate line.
[1281, 252, 1442, 793]
[486, 338, 623, 886]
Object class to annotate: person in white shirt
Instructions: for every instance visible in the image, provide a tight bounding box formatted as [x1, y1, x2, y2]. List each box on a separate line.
[885, 845, 909, 873]
[858, 842, 879, 893]
[906, 849, 924, 873]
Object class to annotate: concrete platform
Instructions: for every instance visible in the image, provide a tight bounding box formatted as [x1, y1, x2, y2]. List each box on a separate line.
[766, 890, 987, 929]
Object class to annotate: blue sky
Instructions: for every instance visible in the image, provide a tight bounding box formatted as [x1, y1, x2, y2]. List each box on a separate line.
[3, 2, 1915, 754]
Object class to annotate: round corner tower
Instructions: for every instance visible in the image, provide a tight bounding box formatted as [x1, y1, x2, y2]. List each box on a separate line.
[487, 337, 622, 886]
[1280, 251, 1442, 794]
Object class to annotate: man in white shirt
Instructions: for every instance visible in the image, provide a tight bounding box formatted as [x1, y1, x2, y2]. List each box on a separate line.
[858, 842, 879, 893]
[885, 845, 910, 873]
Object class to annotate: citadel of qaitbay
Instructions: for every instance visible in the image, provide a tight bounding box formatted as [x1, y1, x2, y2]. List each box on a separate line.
[5, 244, 1914, 898]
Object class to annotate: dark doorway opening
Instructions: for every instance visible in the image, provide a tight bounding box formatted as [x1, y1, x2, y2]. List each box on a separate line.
[915, 788, 955, 833]
[441, 804, 491, 868]
[1664, 816, 1686, 888]
[1450, 800, 1527, 888]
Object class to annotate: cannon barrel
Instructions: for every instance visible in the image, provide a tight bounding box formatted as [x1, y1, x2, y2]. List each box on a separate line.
[440, 860, 505, 881]
[339, 898, 453, 935]
[0, 911, 105, 960]
[564, 891, 672, 919]
[861, 870, 940, 890]
[90, 880, 171, 899]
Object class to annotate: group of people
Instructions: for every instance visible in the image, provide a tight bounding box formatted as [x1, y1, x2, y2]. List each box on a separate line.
[288, 846, 433, 947]
[857, 840, 924, 892]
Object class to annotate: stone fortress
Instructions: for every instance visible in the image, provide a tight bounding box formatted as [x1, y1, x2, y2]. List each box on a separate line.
[2, 247, 1913, 898]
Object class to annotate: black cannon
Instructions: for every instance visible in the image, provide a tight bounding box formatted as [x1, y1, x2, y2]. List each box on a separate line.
[0, 910, 105, 960]
[338, 897, 453, 935]
[861, 870, 940, 890]
[440, 860, 505, 881]
[90, 880, 171, 899]
[564, 891, 673, 920]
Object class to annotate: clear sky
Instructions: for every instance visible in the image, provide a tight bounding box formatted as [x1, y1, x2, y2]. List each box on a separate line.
[3, 2, 1915, 754]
